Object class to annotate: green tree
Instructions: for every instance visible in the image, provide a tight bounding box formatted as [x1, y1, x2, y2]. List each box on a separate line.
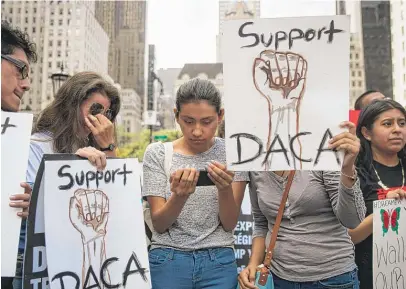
[117, 129, 181, 160]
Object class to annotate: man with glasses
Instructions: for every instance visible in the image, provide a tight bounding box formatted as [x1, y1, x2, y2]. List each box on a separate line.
[1, 21, 37, 111]
[1, 21, 37, 289]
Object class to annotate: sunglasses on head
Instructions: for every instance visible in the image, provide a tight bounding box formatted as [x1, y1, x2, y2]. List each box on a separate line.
[89, 103, 114, 120]
[1, 54, 29, 80]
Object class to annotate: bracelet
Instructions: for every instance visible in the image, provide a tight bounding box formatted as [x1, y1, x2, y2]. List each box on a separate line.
[341, 169, 357, 180]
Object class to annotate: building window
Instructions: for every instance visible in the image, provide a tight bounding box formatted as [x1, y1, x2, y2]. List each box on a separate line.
[9, 8, 12, 13]
[358, 71, 362, 77]
[50, 19, 54, 25]
[351, 71, 355, 77]
[25, 17, 28, 24]
[49, 40, 53, 46]
[57, 40, 61, 47]
[34, 8, 37, 13]
[358, 81, 362, 87]
[58, 19, 63, 25]
[18, 8, 21, 13]
[33, 27, 36, 33]
[59, 8, 63, 15]
[48, 62, 52, 68]
[48, 51, 52, 57]
[33, 17, 36, 23]
[57, 51, 61, 57]
[352, 81, 355, 87]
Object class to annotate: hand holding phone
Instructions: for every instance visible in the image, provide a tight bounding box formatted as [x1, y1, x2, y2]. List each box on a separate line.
[196, 171, 215, 186]
[170, 168, 200, 197]
[207, 161, 234, 191]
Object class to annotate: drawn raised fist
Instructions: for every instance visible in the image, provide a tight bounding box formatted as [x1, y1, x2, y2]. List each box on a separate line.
[69, 189, 109, 244]
[253, 50, 308, 112]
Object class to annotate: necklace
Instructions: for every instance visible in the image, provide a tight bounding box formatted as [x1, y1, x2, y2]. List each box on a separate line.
[372, 160, 405, 190]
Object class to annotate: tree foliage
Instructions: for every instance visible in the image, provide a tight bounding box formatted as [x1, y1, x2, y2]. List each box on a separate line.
[117, 128, 181, 161]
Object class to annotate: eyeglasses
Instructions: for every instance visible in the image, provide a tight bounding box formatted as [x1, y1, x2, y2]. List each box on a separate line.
[1, 54, 29, 80]
[89, 102, 114, 120]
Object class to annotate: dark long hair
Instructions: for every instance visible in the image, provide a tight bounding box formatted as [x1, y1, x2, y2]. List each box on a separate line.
[356, 99, 406, 189]
[33, 72, 121, 153]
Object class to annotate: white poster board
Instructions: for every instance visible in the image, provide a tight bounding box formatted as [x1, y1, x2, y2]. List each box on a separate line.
[373, 199, 406, 289]
[222, 16, 350, 171]
[1, 112, 33, 276]
[24, 155, 150, 289]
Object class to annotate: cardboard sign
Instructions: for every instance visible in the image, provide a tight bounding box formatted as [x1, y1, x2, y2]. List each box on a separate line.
[373, 199, 406, 289]
[24, 155, 151, 289]
[222, 16, 350, 171]
[1, 112, 33, 276]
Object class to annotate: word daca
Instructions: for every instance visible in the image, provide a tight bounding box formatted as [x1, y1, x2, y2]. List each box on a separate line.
[238, 20, 344, 50]
[230, 129, 340, 167]
[51, 252, 148, 289]
[58, 163, 133, 190]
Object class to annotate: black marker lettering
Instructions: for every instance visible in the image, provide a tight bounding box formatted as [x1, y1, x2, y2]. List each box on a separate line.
[75, 171, 85, 186]
[239, 22, 259, 48]
[305, 29, 316, 41]
[1, 117, 17, 135]
[84, 265, 101, 289]
[275, 31, 287, 50]
[86, 171, 96, 188]
[116, 164, 133, 186]
[123, 252, 149, 286]
[230, 133, 263, 165]
[101, 257, 120, 289]
[290, 132, 312, 162]
[325, 20, 344, 43]
[263, 134, 290, 166]
[314, 128, 341, 166]
[51, 271, 80, 289]
[289, 29, 304, 49]
[58, 165, 74, 190]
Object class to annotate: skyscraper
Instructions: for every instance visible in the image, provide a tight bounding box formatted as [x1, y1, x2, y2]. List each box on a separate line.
[2, 0, 109, 113]
[217, 0, 260, 62]
[95, 1, 146, 101]
[390, 0, 406, 104]
[361, 1, 393, 98]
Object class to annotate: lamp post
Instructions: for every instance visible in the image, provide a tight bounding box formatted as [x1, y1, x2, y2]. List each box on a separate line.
[50, 64, 70, 96]
[148, 71, 164, 144]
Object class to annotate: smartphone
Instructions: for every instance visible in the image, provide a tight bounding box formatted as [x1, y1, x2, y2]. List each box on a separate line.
[89, 103, 104, 116]
[196, 170, 215, 186]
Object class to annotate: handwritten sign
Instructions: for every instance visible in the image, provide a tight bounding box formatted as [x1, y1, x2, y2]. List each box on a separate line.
[24, 155, 151, 289]
[222, 16, 350, 171]
[373, 199, 406, 289]
[1, 112, 33, 276]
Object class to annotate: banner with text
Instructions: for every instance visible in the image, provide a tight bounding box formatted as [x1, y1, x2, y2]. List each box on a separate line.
[1, 112, 33, 276]
[373, 199, 406, 289]
[234, 187, 253, 273]
[222, 16, 350, 171]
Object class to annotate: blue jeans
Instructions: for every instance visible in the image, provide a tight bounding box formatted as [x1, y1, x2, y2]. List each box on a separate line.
[273, 269, 359, 289]
[149, 247, 238, 289]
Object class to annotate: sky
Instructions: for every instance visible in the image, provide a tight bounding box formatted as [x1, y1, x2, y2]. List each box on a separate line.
[147, 0, 336, 69]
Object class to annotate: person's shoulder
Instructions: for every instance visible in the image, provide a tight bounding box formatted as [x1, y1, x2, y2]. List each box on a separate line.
[31, 131, 53, 142]
[144, 141, 166, 162]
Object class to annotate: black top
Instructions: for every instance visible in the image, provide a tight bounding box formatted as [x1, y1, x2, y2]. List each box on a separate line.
[355, 159, 404, 289]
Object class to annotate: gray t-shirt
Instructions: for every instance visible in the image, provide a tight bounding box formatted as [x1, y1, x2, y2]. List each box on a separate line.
[249, 171, 366, 282]
[142, 138, 249, 250]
